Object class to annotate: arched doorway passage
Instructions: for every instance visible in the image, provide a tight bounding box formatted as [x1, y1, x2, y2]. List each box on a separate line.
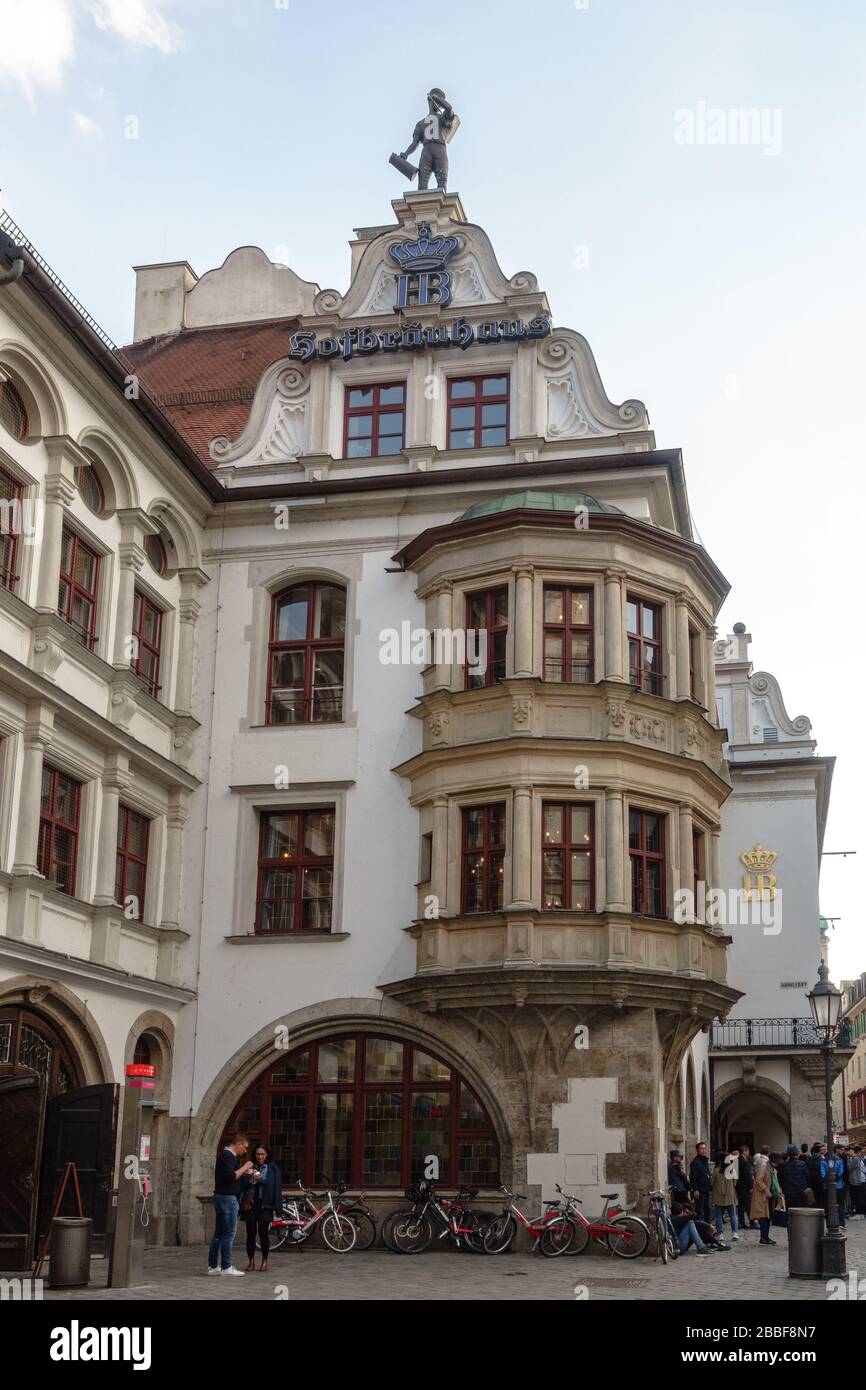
[221, 1031, 500, 1189]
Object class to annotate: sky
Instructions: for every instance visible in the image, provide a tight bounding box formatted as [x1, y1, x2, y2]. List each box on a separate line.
[1, 0, 863, 984]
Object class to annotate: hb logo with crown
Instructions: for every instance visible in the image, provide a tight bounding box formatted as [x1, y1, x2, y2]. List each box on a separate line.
[739, 843, 779, 901]
[389, 222, 460, 309]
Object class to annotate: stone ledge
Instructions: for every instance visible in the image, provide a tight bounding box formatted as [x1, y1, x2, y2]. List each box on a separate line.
[224, 932, 350, 944]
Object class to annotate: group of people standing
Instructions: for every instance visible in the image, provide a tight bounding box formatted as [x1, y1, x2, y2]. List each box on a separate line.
[207, 1132, 285, 1277]
[667, 1139, 866, 1256]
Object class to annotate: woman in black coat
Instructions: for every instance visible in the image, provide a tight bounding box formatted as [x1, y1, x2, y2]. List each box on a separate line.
[240, 1144, 283, 1272]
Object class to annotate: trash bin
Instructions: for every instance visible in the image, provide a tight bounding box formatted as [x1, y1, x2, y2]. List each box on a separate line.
[787, 1206, 825, 1280]
[48, 1217, 92, 1289]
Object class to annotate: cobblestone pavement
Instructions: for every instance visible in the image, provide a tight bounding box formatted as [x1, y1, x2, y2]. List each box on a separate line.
[35, 1216, 866, 1301]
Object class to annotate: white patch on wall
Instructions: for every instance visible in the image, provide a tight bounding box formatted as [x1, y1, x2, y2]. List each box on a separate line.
[527, 1076, 624, 1203]
[545, 364, 606, 440]
[360, 268, 399, 316]
[450, 255, 495, 306]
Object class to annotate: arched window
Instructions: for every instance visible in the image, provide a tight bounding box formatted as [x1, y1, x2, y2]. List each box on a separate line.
[133, 1035, 153, 1067]
[0, 369, 28, 441]
[223, 1033, 499, 1189]
[267, 581, 346, 724]
[75, 460, 105, 516]
[144, 531, 168, 576]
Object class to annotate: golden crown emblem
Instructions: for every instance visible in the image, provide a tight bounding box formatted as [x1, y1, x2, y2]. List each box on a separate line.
[739, 843, 779, 873]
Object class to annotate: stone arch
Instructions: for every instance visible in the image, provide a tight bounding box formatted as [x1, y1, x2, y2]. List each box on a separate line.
[713, 1074, 792, 1152]
[0, 340, 68, 439]
[77, 426, 139, 511]
[146, 496, 201, 572]
[0, 974, 113, 1084]
[123, 1009, 174, 1107]
[179, 998, 513, 1241]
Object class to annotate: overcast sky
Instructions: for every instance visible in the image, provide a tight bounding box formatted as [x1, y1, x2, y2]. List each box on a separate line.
[2, 0, 863, 984]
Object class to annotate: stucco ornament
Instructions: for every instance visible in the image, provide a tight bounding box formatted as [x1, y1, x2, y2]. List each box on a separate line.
[539, 332, 649, 439]
[210, 364, 309, 467]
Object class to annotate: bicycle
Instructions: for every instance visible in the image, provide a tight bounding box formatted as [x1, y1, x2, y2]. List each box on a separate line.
[269, 1180, 357, 1253]
[385, 1180, 494, 1254]
[482, 1185, 573, 1256]
[643, 1189, 678, 1263]
[539, 1185, 649, 1259]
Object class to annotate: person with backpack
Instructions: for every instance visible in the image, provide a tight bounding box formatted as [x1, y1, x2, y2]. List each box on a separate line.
[711, 1150, 739, 1240]
[848, 1145, 866, 1216]
[689, 1142, 713, 1225]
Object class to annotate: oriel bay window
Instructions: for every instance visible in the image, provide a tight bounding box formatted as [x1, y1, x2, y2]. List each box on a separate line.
[267, 581, 346, 724]
[462, 803, 506, 913]
[115, 805, 149, 919]
[257, 808, 335, 934]
[447, 375, 509, 449]
[465, 586, 507, 688]
[627, 595, 663, 696]
[344, 382, 405, 457]
[223, 1034, 500, 1188]
[542, 803, 594, 910]
[629, 809, 666, 918]
[38, 766, 81, 896]
[131, 588, 163, 698]
[58, 527, 100, 651]
[543, 586, 593, 682]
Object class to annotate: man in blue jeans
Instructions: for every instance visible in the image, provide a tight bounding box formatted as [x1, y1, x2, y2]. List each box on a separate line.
[208, 1132, 254, 1276]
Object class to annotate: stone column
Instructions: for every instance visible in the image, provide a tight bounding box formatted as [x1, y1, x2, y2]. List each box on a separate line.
[512, 565, 534, 678]
[94, 753, 131, 905]
[678, 803, 695, 921]
[710, 828, 721, 892]
[430, 796, 449, 918]
[431, 582, 453, 691]
[12, 703, 54, 875]
[159, 792, 187, 932]
[113, 510, 157, 666]
[407, 351, 433, 448]
[35, 473, 76, 615]
[675, 593, 691, 701]
[604, 788, 628, 910]
[175, 568, 209, 713]
[509, 783, 533, 908]
[603, 569, 626, 682]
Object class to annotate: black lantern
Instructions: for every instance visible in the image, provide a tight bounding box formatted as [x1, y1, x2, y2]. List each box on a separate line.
[807, 961, 843, 1035]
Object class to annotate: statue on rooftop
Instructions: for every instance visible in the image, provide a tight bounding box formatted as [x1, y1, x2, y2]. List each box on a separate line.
[389, 89, 460, 191]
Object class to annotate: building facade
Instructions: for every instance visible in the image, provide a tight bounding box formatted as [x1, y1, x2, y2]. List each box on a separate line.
[0, 188, 841, 1259]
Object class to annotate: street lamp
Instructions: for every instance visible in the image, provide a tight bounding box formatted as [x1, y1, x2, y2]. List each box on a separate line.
[807, 961, 846, 1277]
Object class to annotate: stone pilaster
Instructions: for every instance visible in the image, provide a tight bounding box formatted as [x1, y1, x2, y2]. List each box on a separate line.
[603, 568, 626, 682]
[512, 565, 534, 678]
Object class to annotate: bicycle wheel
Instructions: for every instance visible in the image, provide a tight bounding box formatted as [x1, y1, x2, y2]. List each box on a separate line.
[389, 1211, 433, 1254]
[566, 1218, 591, 1255]
[483, 1212, 517, 1254]
[460, 1209, 495, 1254]
[539, 1216, 575, 1258]
[345, 1209, 376, 1251]
[656, 1216, 668, 1264]
[381, 1209, 414, 1253]
[269, 1220, 292, 1252]
[606, 1215, 649, 1259]
[321, 1213, 357, 1253]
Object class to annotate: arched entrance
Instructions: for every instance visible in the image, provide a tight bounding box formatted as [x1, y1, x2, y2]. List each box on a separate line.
[221, 1030, 500, 1189]
[0, 1000, 115, 1270]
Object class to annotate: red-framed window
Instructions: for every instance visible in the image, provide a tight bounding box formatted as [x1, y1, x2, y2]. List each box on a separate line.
[115, 805, 149, 920]
[542, 803, 594, 911]
[543, 586, 593, 683]
[0, 465, 23, 592]
[447, 375, 509, 450]
[344, 382, 405, 458]
[267, 581, 346, 725]
[0, 370, 28, 441]
[131, 588, 163, 698]
[627, 596, 663, 696]
[629, 809, 666, 918]
[465, 586, 508, 689]
[688, 626, 700, 700]
[38, 766, 81, 896]
[256, 808, 335, 935]
[462, 803, 506, 914]
[222, 1032, 500, 1189]
[58, 527, 100, 651]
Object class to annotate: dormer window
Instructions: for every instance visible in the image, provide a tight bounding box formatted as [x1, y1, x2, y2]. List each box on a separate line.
[447, 375, 509, 449]
[344, 383, 405, 458]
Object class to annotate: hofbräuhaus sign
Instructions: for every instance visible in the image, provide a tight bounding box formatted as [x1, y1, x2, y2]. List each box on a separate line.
[288, 313, 552, 364]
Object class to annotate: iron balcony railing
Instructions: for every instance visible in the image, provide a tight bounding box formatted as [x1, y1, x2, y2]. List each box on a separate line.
[711, 1016, 853, 1050]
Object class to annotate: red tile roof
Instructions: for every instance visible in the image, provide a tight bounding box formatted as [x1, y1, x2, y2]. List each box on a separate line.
[121, 318, 298, 466]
